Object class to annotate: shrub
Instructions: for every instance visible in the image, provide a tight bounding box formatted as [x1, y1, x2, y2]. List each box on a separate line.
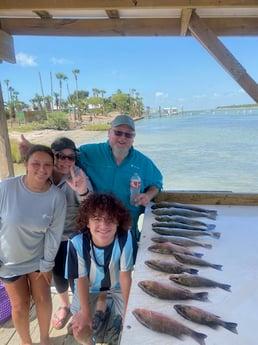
[46, 112, 69, 130]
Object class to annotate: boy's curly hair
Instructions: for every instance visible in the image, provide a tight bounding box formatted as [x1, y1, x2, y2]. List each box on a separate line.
[76, 192, 132, 233]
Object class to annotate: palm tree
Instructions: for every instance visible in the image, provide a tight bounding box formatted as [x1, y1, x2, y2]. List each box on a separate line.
[56, 72, 68, 110]
[72, 69, 80, 101]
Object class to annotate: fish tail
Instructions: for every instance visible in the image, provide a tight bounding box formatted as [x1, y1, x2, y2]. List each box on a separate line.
[222, 321, 238, 334]
[207, 213, 217, 220]
[188, 268, 199, 274]
[212, 264, 223, 271]
[207, 224, 216, 230]
[211, 231, 221, 239]
[192, 330, 207, 345]
[220, 283, 231, 291]
[195, 291, 209, 301]
[194, 252, 204, 258]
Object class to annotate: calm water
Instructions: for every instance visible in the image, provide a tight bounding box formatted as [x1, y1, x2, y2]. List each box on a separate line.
[131, 108, 258, 192]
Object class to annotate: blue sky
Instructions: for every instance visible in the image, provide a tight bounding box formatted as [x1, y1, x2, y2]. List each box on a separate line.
[1, 35, 258, 111]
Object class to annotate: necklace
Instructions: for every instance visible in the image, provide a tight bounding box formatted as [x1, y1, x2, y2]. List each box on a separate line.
[91, 241, 114, 268]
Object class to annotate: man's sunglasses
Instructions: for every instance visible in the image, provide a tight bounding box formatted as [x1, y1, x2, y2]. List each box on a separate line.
[112, 129, 135, 139]
[55, 152, 76, 161]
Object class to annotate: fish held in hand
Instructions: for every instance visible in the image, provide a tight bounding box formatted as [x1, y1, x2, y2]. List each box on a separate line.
[148, 242, 203, 257]
[151, 235, 212, 249]
[145, 259, 199, 274]
[132, 308, 207, 345]
[174, 253, 223, 270]
[169, 273, 231, 291]
[138, 280, 209, 301]
[174, 304, 238, 334]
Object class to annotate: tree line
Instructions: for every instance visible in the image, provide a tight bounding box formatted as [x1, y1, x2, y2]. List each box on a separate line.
[3, 69, 145, 121]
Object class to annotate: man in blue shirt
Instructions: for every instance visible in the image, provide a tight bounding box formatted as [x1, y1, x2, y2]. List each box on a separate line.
[78, 114, 163, 240]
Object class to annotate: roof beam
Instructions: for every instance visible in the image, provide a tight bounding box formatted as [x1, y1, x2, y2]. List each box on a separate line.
[188, 11, 258, 103]
[180, 8, 192, 36]
[1, 1, 258, 10]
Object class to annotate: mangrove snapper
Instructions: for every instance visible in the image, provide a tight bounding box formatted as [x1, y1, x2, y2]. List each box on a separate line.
[132, 308, 207, 345]
[148, 242, 203, 257]
[145, 259, 199, 274]
[174, 304, 238, 334]
[174, 253, 223, 270]
[151, 235, 212, 249]
[138, 280, 209, 301]
[169, 273, 231, 291]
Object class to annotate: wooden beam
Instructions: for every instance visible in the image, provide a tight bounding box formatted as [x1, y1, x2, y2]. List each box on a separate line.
[180, 8, 192, 36]
[155, 191, 258, 205]
[1, 0, 258, 10]
[188, 11, 258, 103]
[0, 30, 16, 63]
[0, 83, 14, 180]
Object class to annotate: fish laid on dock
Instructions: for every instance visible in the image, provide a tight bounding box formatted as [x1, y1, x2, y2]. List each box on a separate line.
[138, 280, 209, 301]
[169, 273, 231, 291]
[174, 253, 223, 270]
[154, 215, 216, 229]
[145, 259, 199, 274]
[174, 304, 238, 334]
[148, 242, 203, 257]
[132, 308, 207, 345]
[152, 227, 221, 239]
[151, 235, 212, 249]
[152, 221, 211, 231]
[151, 201, 218, 216]
[152, 207, 217, 220]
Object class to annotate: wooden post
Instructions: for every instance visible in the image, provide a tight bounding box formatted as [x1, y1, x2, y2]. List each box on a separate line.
[0, 82, 14, 180]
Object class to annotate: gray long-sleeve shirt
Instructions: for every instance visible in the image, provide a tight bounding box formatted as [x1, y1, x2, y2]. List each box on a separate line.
[0, 175, 67, 277]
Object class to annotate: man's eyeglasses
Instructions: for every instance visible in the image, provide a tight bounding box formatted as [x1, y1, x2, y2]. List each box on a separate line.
[112, 129, 135, 139]
[55, 152, 76, 161]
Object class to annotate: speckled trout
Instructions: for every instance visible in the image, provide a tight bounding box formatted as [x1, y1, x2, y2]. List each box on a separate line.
[151, 235, 212, 249]
[169, 273, 231, 291]
[174, 253, 223, 270]
[152, 227, 221, 239]
[152, 207, 217, 220]
[151, 201, 218, 216]
[132, 308, 207, 345]
[174, 304, 238, 334]
[154, 215, 216, 229]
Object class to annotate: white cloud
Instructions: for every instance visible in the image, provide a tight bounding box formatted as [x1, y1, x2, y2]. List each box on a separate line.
[50, 57, 72, 65]
[155, 91, 168, 98]
[16, 52, 37, 67]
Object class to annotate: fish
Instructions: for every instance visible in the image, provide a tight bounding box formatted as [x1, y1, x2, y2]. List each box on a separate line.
[152, 227, 221, 239]
[151, 201, 218, 216]
[152, 207, 217, 220]
[151, 235, 212, 249]
[132, 308, 207, 345]
[174, 304, 238, 334]
[152, 220, 214, 231]
[145, 259, 199, 274]
[174, 253, 223, 270]
[154, 215, 216, 229]
[148, 242, 203, 257]
[169, 273, 231, 291]
[138, 280, 209, 301]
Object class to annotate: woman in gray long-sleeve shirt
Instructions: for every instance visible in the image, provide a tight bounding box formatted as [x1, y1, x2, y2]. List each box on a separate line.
[0, 145, 67, 345]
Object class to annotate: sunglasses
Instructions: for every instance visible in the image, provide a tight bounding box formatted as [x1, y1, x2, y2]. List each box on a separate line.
[55, 152, 76, 161]
[112, 129, 135, 139]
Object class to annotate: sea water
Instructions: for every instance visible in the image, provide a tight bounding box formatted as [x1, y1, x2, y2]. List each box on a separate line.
[133, 108, 258, 192]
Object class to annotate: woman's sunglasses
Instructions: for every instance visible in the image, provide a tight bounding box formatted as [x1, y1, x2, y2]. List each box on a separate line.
[55, 152, 76, 161]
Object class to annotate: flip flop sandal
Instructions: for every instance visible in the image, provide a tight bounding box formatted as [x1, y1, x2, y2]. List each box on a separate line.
[52, 306, 72, 330]
[92, 306, 110, 334]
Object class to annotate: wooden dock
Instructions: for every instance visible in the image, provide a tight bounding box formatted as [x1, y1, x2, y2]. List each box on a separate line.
[0, 289, 121, 345]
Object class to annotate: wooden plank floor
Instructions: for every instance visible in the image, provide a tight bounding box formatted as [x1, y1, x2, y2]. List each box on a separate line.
[0, 290, 121, 345]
